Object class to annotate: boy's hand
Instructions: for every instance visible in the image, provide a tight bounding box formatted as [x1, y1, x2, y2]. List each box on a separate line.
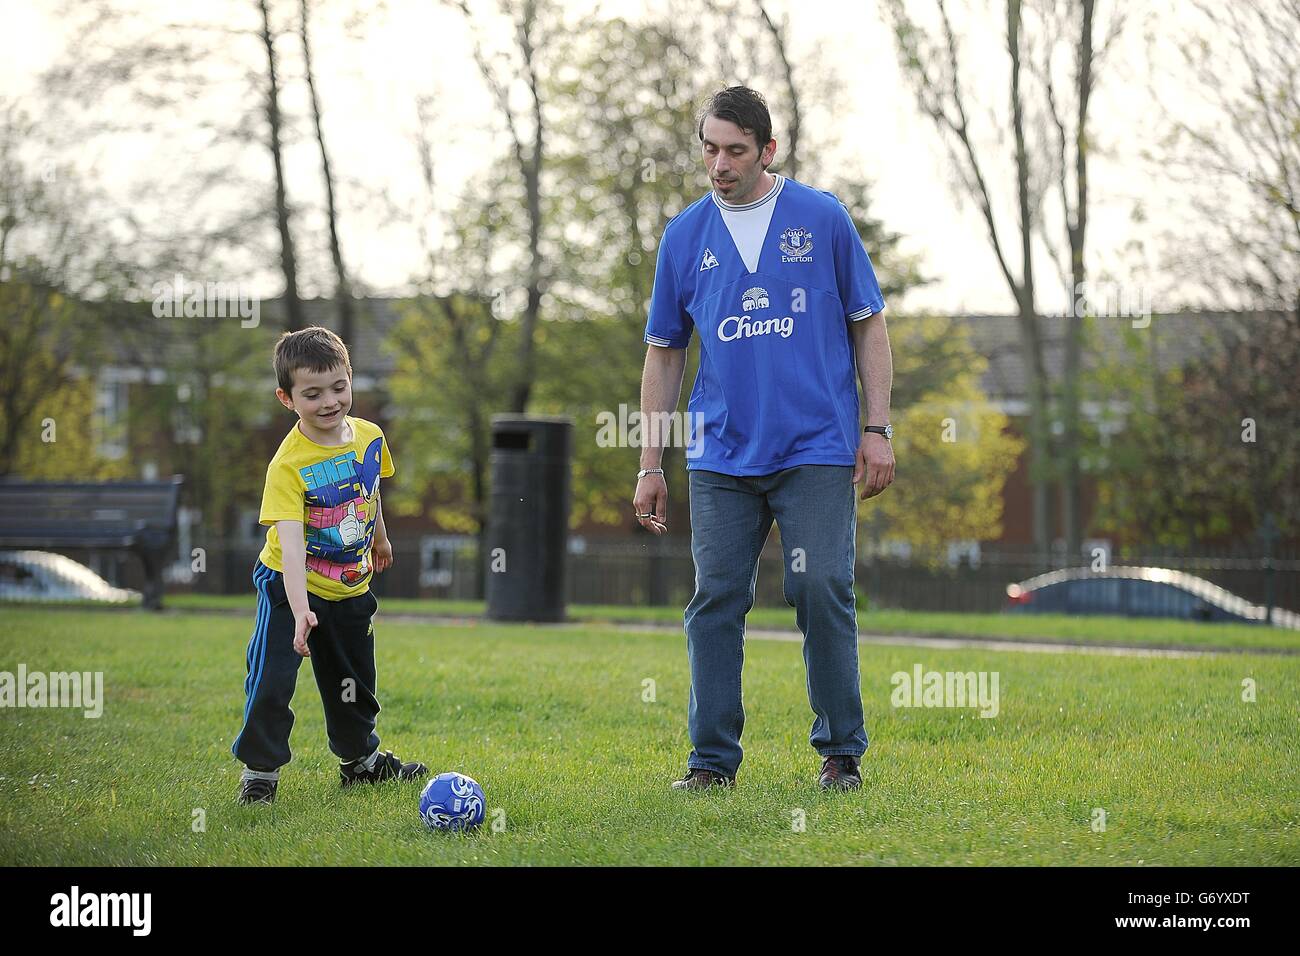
[373, 536, 394, 574]
[293, 609, 319, 657]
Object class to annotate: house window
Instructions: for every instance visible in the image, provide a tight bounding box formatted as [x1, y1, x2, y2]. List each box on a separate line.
[420, 535, 471, 589]
[94, 376, 129, 460]
[173, 381, 202, 444]
[164, 507, 201, 583]
[241, 508, 264, 545]
[946, 540, 981, 569]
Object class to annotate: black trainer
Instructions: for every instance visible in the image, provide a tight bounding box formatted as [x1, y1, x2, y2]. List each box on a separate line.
[670, 768, 736, 791]
[238, 774, 278, 805]
[818, 755, 862, 791]
[340, 750, 428, 787]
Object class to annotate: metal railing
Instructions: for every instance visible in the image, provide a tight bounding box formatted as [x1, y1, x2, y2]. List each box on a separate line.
[78, 537, 1297, 618]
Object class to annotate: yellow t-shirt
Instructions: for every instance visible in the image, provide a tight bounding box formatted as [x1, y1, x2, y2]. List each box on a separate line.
[257, 415, 395, 601]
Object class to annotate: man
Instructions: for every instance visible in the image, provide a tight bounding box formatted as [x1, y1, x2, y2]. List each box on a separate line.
[634, 86, 895, 791]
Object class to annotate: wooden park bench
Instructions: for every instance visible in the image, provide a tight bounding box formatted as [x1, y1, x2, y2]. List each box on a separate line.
[0, 476, 182, 610]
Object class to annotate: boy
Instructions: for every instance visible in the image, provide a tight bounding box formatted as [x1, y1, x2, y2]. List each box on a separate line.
[232, 326, 426, 804]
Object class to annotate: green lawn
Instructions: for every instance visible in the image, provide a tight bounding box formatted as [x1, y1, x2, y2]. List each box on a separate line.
[156, 593, 1300, 652]
[1, 607, 1296, 866]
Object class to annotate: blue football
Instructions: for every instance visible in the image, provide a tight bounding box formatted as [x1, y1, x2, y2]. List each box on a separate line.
[418, 772, 486, 831]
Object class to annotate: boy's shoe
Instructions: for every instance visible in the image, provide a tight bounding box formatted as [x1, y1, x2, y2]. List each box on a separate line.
[339, 750, 428, 787]
[670, 768, 736, 791]
[818, 755, 862, 791]
[238, 771, 279, 805]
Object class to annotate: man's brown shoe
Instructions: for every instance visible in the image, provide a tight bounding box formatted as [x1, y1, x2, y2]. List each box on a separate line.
[670, 768, 736, 791]
[819, 755, 862, 791]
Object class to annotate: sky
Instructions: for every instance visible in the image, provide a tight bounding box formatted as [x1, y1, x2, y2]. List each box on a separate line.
[0, 0, 1204, 315]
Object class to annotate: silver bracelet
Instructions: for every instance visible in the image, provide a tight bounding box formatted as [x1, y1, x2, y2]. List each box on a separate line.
[637, 468, 664, 479]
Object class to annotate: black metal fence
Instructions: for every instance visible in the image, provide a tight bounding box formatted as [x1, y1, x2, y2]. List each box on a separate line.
[71, 536, 1300, 617]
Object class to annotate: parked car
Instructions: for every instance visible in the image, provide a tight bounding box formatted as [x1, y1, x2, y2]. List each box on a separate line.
[1005, 565, 1299, 629]
[0, 550, 139, 604]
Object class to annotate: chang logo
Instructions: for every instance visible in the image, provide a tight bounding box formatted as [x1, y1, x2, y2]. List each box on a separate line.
[741, 286, 770, 312]
[718, 314, 795, 342]
[719, 286, 794, 342]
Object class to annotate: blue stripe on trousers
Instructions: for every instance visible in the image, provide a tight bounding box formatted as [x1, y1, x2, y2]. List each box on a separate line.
[232, 562, 276, 757]
[245, 563, 274, 696]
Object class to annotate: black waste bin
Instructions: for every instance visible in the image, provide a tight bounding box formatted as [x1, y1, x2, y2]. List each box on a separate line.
[485, 415, 573, 622]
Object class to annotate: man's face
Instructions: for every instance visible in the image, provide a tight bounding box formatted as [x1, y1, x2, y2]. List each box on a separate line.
[281, 363, 352, 428]
[700, 114, 776, 203]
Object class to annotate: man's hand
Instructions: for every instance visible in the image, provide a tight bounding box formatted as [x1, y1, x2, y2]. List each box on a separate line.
[372, 535, 393, 574]
[853, 432, 895, 500]
[293, 608, 319, 657]
[634, 474, 669, 535]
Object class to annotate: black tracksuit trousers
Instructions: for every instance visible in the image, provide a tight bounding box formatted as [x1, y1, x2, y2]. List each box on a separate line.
[231, 560, 382, 770]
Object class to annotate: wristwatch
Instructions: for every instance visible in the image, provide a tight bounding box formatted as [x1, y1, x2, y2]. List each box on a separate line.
[863, 424, 893, 440]
[637, 468, 665, 479]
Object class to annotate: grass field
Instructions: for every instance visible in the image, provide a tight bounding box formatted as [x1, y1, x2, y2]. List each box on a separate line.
[156, 594, 1300, 652]
[1, 606, 1297, 866]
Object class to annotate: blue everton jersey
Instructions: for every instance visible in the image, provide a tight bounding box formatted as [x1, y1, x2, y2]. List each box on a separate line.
[643, 175, 886, 476]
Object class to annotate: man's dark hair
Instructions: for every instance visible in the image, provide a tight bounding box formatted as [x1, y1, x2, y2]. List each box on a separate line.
[696, 86, 773, 153]
[273, 325, 353, 395]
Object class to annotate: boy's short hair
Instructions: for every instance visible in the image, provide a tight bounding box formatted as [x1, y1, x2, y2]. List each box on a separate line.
[273, 326, 352, 395]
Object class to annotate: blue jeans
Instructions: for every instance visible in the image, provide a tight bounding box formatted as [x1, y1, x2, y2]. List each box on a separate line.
[684, 465, 866, 777]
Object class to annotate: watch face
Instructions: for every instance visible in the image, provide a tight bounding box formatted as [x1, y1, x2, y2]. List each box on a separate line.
[884, 424, 893, 439]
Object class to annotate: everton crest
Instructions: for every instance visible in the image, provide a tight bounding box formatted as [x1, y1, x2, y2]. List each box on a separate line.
[779, 226, 814, 262]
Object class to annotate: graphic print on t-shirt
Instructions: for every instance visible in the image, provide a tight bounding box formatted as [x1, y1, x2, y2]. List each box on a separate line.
[299, 436, 385, 586]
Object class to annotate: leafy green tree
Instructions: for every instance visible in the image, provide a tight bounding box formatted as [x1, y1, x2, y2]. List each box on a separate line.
[384, 156, 525, 595]
[1093, 312, 1299, 546]
[860, 315, 1025, 556]
[0, 102, 121, 480]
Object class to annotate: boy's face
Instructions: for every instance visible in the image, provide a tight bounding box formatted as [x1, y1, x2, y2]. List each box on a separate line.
[277, 363, 352, 428]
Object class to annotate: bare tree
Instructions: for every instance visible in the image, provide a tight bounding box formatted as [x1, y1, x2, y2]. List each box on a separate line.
[1156, 1, 1299, 316]
[757, 0, 801, 179]
[1048, 0, 1093, 559]
[884, 0, 1126, 558]
[1027, 0, 1124, 556]
[1138, 0, 1300, 547]
[300, 0, 355, 340]
[385, 98, 518, 598]
[258, 0, 305, 332]
[445, 0, 552, 413]
[884, 0, 1053, 557]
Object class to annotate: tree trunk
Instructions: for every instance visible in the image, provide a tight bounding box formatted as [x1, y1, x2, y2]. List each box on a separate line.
[1010, 0, 1053, 559]
[259, 0, 305, 332]
[509, 53, 543, 413]
[300, 0, 354, 342]
[759, 1, 800, 179]
[470, 399, 488, 600]
[1061, 0, 1095, 560]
